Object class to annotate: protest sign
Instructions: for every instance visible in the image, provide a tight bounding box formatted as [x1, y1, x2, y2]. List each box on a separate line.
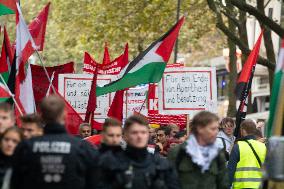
[158, 67, 217, 116]
[148, 83, 187, 128]
[124, 85, 148, 118]
[58, 74, 115, 122]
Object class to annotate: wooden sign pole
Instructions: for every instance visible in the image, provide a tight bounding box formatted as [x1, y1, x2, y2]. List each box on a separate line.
[186, 114, 190, 136]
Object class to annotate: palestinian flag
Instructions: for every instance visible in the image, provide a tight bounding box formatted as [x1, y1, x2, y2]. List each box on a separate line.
[0, 82, 10, 98]
[0, 26, 14, 82]
[234, 31, 263, 137]
[266, 40, 284, 137]
[96, 17, 185, 96]
[0, 0, 16, 16]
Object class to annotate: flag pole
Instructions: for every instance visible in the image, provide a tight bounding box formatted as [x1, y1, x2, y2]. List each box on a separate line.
[46, 71, 55, 97]
[0, 75, 23, 116]
[139, 98, 147, 113]
[35, 50, 56, 93]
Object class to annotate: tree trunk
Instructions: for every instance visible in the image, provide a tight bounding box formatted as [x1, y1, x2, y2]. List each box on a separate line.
[226, 1, 238, 117]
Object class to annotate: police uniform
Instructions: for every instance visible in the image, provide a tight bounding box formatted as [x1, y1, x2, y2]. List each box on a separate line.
[95, 145, 180, 189]
[98, 143, 123, 155]
[11, 123, 99, 189]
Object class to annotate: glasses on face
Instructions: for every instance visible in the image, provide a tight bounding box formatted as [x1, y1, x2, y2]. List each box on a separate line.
[3, 137, 20, 145]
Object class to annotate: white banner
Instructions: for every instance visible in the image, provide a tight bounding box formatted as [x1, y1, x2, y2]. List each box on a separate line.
[123, 85, 148, 118]
[58, 74, 116, 122]
[158, 67, 217, 116]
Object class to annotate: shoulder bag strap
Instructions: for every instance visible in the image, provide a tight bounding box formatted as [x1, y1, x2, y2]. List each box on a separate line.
[243, 140, 262, 167]
[217, 137, 227, 150]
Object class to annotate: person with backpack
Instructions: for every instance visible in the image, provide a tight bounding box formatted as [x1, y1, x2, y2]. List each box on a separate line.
[216, 117, 236, 161]
[228, 120, 266, 189]
[168, 111, 229, 189]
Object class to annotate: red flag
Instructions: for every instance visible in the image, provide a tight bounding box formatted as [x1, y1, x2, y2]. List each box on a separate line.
[84, 134, 101, 146]
[83, 52, 97, 74]
[31, 62, 74, 108]
[120, 42, 129, 69]
[0, 27, 13, 73]
[92, 119, 103, 131]
[102, 42, 110, 65]
[235, 31, 263, 137]
[235, 30, 263, 99]
[16, 3, 36, 82]
[84, 43, 129, 75]
[98, 43, 129, 74]
[107, 90, 124, 122]
[53, 89, 83, 135]
[28, 2, 50, 51]
[15, 3, 37, 114]
[0, 0, 17, 14]
[85, 68, 97, 124]
[0, 83, 11, 98]
[156, 16, 185, 62]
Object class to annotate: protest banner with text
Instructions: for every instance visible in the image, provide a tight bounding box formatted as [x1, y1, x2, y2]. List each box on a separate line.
[158, 67, 217, 116]
[58, 74, 116, 123]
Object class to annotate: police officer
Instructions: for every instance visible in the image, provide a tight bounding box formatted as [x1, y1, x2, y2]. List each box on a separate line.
[228, 120, 267, 189]
[99, 118, 123, 154]
[96, 114, 180, 189]
[11, 95, 98, 189]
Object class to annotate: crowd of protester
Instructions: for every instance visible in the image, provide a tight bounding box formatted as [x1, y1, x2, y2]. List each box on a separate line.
[0, 95, 267, 189]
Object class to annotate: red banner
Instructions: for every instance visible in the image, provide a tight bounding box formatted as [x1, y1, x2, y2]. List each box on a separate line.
[83, 52, 97, 74]
[83, 53, 127, 75]
[31, 62, 74, 107]
[97, 54, 128, 75]
[83, 43, 128, 75]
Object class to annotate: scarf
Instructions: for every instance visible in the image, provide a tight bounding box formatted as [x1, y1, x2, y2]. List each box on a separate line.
[185, 134, 220, 173]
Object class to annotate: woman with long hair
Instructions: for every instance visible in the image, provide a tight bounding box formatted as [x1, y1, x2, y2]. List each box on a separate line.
[0, 127, 23, 188]
[216, 117, 236, 160]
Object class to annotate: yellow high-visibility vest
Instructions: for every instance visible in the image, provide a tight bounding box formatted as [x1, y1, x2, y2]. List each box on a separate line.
[233, 139, 266, 189]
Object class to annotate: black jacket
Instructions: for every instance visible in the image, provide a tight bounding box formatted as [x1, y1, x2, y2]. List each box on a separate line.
[98, 143, 123, 154]
[0, 151, 12, 188]
[11, 123, 98, 189]
[95, 145, 180, 189]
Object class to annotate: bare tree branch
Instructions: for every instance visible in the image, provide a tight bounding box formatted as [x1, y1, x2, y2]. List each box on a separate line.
[264, 0, 272, 8]
[206, 0, 275, 70]
[230, 0, 284, 37]
[216, 21, 275, 70]
[220, 10, 241, 29]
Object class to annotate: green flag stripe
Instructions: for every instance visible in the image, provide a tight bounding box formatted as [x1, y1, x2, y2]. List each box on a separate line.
[96, 62, 166, 96]
[0, 72, 10, 102]
[0, 4, 14, 16]
[267, 71, 284, 137]
[0, 72, 9, 83]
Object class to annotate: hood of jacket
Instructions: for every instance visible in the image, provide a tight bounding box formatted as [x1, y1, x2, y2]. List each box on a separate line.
[217, 130, 235, 143]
